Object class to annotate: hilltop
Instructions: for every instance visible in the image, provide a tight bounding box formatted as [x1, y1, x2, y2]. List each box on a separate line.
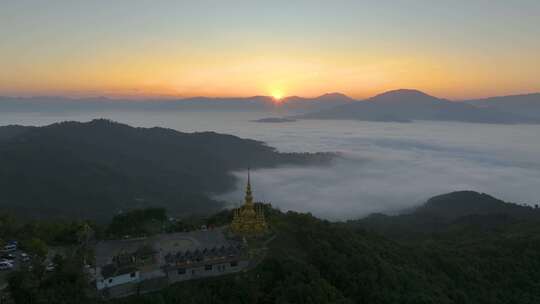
[0, 119, 334, 220]
[3, 190, 540, 303]
[109, 191, 540, 304]
[356, 190, 540, 240]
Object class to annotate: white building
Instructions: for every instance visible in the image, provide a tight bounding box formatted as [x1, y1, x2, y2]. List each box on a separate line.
[94, 228, 249, 298]
[96, 268, 140, 290]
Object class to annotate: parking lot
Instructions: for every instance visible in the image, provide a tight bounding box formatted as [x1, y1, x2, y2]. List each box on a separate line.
[0, 246, 28, 290]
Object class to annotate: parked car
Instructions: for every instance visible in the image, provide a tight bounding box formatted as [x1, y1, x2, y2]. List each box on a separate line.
[46, 263, 56, 272]
[1, 244, 17, 252]
[0, 261, 13, 270]
[20, 252, 30, 262]
[1, 253, 15, 261]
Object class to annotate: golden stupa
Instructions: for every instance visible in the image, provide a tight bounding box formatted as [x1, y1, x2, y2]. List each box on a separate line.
[230, 169, 267, 235]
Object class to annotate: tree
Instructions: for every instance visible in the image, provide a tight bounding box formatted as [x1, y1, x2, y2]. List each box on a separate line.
[22, 238, 48, 260]
[107, 208, 168, 237]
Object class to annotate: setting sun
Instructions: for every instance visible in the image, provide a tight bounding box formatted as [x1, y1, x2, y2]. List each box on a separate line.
[271, 89, 284, 101]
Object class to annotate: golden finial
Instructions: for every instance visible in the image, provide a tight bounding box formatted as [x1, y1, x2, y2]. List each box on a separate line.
[245, 167, 253, 206]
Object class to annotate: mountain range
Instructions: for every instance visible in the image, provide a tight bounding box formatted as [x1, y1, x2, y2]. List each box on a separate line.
[0, 93, 353, 114]
[0, 119, 333, 220]
[465, 93, 540, 119]
[1, 89, 539, 124]
[299, 89, 540, 124]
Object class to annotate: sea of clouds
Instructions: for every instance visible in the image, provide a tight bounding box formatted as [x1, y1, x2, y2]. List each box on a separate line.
[214, 117, 540, 220]
[3, 110, 540, 221]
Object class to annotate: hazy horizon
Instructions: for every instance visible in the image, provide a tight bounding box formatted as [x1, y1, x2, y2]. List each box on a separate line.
[2, 1, 540, 99]
[1, 88, 539, 102]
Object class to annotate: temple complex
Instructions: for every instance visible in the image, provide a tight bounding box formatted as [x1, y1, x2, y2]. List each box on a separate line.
[93, 170, 267, 299]
[94, 228, 249, 298]
[230, 170, 268, 235]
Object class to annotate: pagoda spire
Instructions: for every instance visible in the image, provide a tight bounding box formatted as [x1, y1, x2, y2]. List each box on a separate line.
[230, 166, 268, 235]
[245, 167, 253, 206]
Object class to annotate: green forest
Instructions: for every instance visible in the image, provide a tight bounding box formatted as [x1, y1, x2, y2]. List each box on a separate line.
[112, 195, 540, 304]
[3, 191, 540, 304]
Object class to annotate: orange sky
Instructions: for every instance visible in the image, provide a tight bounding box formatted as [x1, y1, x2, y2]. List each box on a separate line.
[1, 1, 539, 100]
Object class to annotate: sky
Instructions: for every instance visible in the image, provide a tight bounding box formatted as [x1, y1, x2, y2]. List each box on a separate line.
[1, 0, 539, 99]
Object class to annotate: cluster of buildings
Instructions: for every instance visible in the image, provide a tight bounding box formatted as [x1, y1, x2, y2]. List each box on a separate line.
[93, 171, 268, 299]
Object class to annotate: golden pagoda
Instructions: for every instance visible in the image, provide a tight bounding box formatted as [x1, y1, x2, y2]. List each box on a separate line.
[230, 169, 267, 235]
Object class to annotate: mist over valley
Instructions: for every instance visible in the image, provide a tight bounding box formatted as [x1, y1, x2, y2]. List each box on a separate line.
[2, 109, 539, 221]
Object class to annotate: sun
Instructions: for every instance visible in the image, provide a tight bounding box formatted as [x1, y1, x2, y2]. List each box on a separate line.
[271, 89, 284, 101]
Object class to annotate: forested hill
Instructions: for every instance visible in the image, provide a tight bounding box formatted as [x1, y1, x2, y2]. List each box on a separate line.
[0, 119, 333, 220]
[356, 191, 540, 240]
[4, 191, 540, 303]
[112, 192, 540, 304]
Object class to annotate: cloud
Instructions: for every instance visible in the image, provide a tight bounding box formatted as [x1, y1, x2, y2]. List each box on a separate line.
[4, 110, 538, 221]
[217, 121, 540, 220]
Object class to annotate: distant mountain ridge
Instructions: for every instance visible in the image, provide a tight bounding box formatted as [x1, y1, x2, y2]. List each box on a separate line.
[0, 93, 353, 114]
[300, 89, 540, 124]
[2, 89, 539, 123]
[465, 93, 540, 119]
